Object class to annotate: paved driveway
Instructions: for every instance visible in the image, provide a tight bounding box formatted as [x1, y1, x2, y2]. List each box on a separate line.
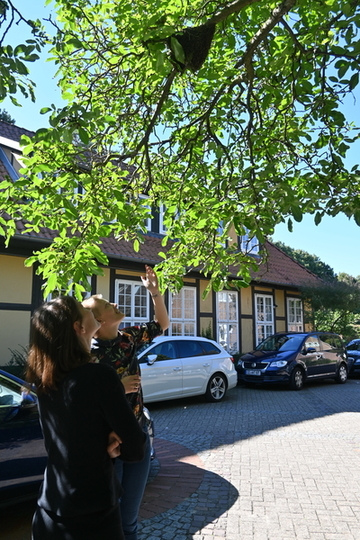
[2, 378, 360, 540]
[139, 377, 360, 540]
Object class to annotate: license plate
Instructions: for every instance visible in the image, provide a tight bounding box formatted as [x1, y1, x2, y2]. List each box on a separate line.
[245, 369, 261, 376]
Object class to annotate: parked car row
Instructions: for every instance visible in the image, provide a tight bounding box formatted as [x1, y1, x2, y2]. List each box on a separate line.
[345, 338, 360, 375]
[2, 331, 359, 508]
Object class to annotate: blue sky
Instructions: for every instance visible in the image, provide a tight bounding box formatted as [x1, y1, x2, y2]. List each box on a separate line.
[2, 0, 360, 277]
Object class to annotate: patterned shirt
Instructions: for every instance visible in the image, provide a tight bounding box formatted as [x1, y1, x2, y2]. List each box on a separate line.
[91, 321, 162, 421]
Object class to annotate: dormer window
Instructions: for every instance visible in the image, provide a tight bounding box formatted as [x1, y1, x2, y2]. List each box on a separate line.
[159, 203, 167, 235]
[139, 195, 152, 232]
[240, 230, 259, 255]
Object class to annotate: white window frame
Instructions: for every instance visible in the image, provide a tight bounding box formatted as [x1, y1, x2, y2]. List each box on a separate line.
[159, 203, 167, 234]
[241, 229, 259, 254]
[217, 220, 227, 247]
[255, 293, 274, 345]
[287, 297, 303, 332]
[114, 278, 149, 328]
[216, 291, 239, 353]
[139, 194, 152, 232]
[169, 287, 196, 336]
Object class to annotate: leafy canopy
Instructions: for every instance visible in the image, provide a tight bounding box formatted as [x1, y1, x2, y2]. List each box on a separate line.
[300, 279, 360, 339]
[1, 0, 360, 297]
[0, 108, 15, 123]
[0, 0, 46, 104]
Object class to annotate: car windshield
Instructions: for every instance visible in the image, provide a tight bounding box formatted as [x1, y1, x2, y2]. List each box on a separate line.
[346, 341, 360, 351]
[256, 334, 305, 352]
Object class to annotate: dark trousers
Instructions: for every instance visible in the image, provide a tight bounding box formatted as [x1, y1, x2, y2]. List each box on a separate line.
[32, 502, 123, 540]
[115, 429, 151, 540]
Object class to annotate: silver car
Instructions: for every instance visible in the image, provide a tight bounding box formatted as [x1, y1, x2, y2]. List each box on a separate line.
[138, 336, 237, 403]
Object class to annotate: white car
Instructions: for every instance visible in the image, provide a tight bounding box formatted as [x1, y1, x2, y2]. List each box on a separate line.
[138, 336, 237, 403]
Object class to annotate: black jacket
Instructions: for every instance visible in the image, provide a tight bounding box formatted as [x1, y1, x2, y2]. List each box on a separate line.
[37, 362, 146, 516]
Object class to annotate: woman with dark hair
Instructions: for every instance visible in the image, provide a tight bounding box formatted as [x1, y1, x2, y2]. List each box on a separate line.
[27, 296, 146, 540]
[82, 265, 169, 540]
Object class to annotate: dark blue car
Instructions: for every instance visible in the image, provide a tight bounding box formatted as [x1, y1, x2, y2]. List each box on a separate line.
[345, 339, 360, 374]
[0, 369, 46, 507]
[236, 332, 348, 390]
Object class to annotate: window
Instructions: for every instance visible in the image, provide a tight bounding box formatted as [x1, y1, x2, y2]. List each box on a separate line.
[217, 291, 238, 353]
[169, 287, 196, 336]
[241, 230, 259, 254]
[176, 340, 205, 358]
[201, 341, 221, 355]
[255, 294, 274, 345]
[139, 195, 152, 232]
[304, 335, 321, 352]
[217, 221, 226, 247]
[318, 333, 342, 350]
[115, 279, 149, 328]
[139, 341, 177, 363]
[159, 203, 167, 235]
[287, 297, 303, 332]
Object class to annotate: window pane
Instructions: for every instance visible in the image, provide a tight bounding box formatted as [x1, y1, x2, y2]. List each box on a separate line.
[218, 294, 227, 319]
[184, 323, 195, 336]
[228, 293, 237, 320]
[115, 280, 149, 321]
[177, 340, 204, 358]
[134, 284, 147, 318]
[171, 293, 182, 319]
[201, 341, 221, 355]
[257, 297, 264, 321]
[171, 322, 182, 336]
[169, 288, 196, 336]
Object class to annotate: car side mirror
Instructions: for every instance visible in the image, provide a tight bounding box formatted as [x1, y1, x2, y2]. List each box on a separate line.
[147, 354, 157, 365]
[305, 347, 316, 354]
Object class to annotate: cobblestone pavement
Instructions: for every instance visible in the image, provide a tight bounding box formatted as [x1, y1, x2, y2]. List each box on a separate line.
[138, 377, 360, 540]
[3, 378, 360, 540]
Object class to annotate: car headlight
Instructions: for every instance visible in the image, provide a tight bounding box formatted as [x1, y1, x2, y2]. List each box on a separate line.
[270, 360, 288, 368]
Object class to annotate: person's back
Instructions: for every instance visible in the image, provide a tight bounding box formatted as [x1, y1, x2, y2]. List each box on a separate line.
[27, 296, 146, 540]
[37, 362, 145, 516]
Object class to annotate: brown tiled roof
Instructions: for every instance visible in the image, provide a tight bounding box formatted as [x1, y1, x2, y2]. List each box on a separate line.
[8, 216, 320, 288]
[0, 120, 35, 142]
[252, 241, 321, 287]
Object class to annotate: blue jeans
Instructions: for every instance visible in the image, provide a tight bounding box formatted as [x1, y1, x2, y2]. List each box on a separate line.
[115, 429, 151, 540]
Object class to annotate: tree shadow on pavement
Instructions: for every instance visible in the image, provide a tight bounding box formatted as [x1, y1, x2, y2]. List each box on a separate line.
[139, 437, 238, 537]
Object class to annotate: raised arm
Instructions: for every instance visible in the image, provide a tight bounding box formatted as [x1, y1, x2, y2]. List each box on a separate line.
[141, 265, 170, 332]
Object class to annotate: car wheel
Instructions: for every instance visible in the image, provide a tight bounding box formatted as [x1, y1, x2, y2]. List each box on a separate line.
[290, 367, 304, 391]
[335, 363, 348, 384]
[205, 373, 227, 402]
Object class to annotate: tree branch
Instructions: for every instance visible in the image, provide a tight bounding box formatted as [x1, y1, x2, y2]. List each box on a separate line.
[235, 0, 297, 70]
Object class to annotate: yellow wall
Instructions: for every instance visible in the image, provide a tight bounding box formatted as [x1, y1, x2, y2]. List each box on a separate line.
[0, 311, 31, 365]
[227, 224, 238, 245]
[275, 289, 285, 318]
[254, 286, 272, 293]
[199, 280, 213, 312]
[96, 268, 110, 298]
[276, 320, 286, 332]
[0, 255, 32, 303]
[241, 287, 252, 315]
[115, 269, 141, 277]
[241, 318, 253, 353]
